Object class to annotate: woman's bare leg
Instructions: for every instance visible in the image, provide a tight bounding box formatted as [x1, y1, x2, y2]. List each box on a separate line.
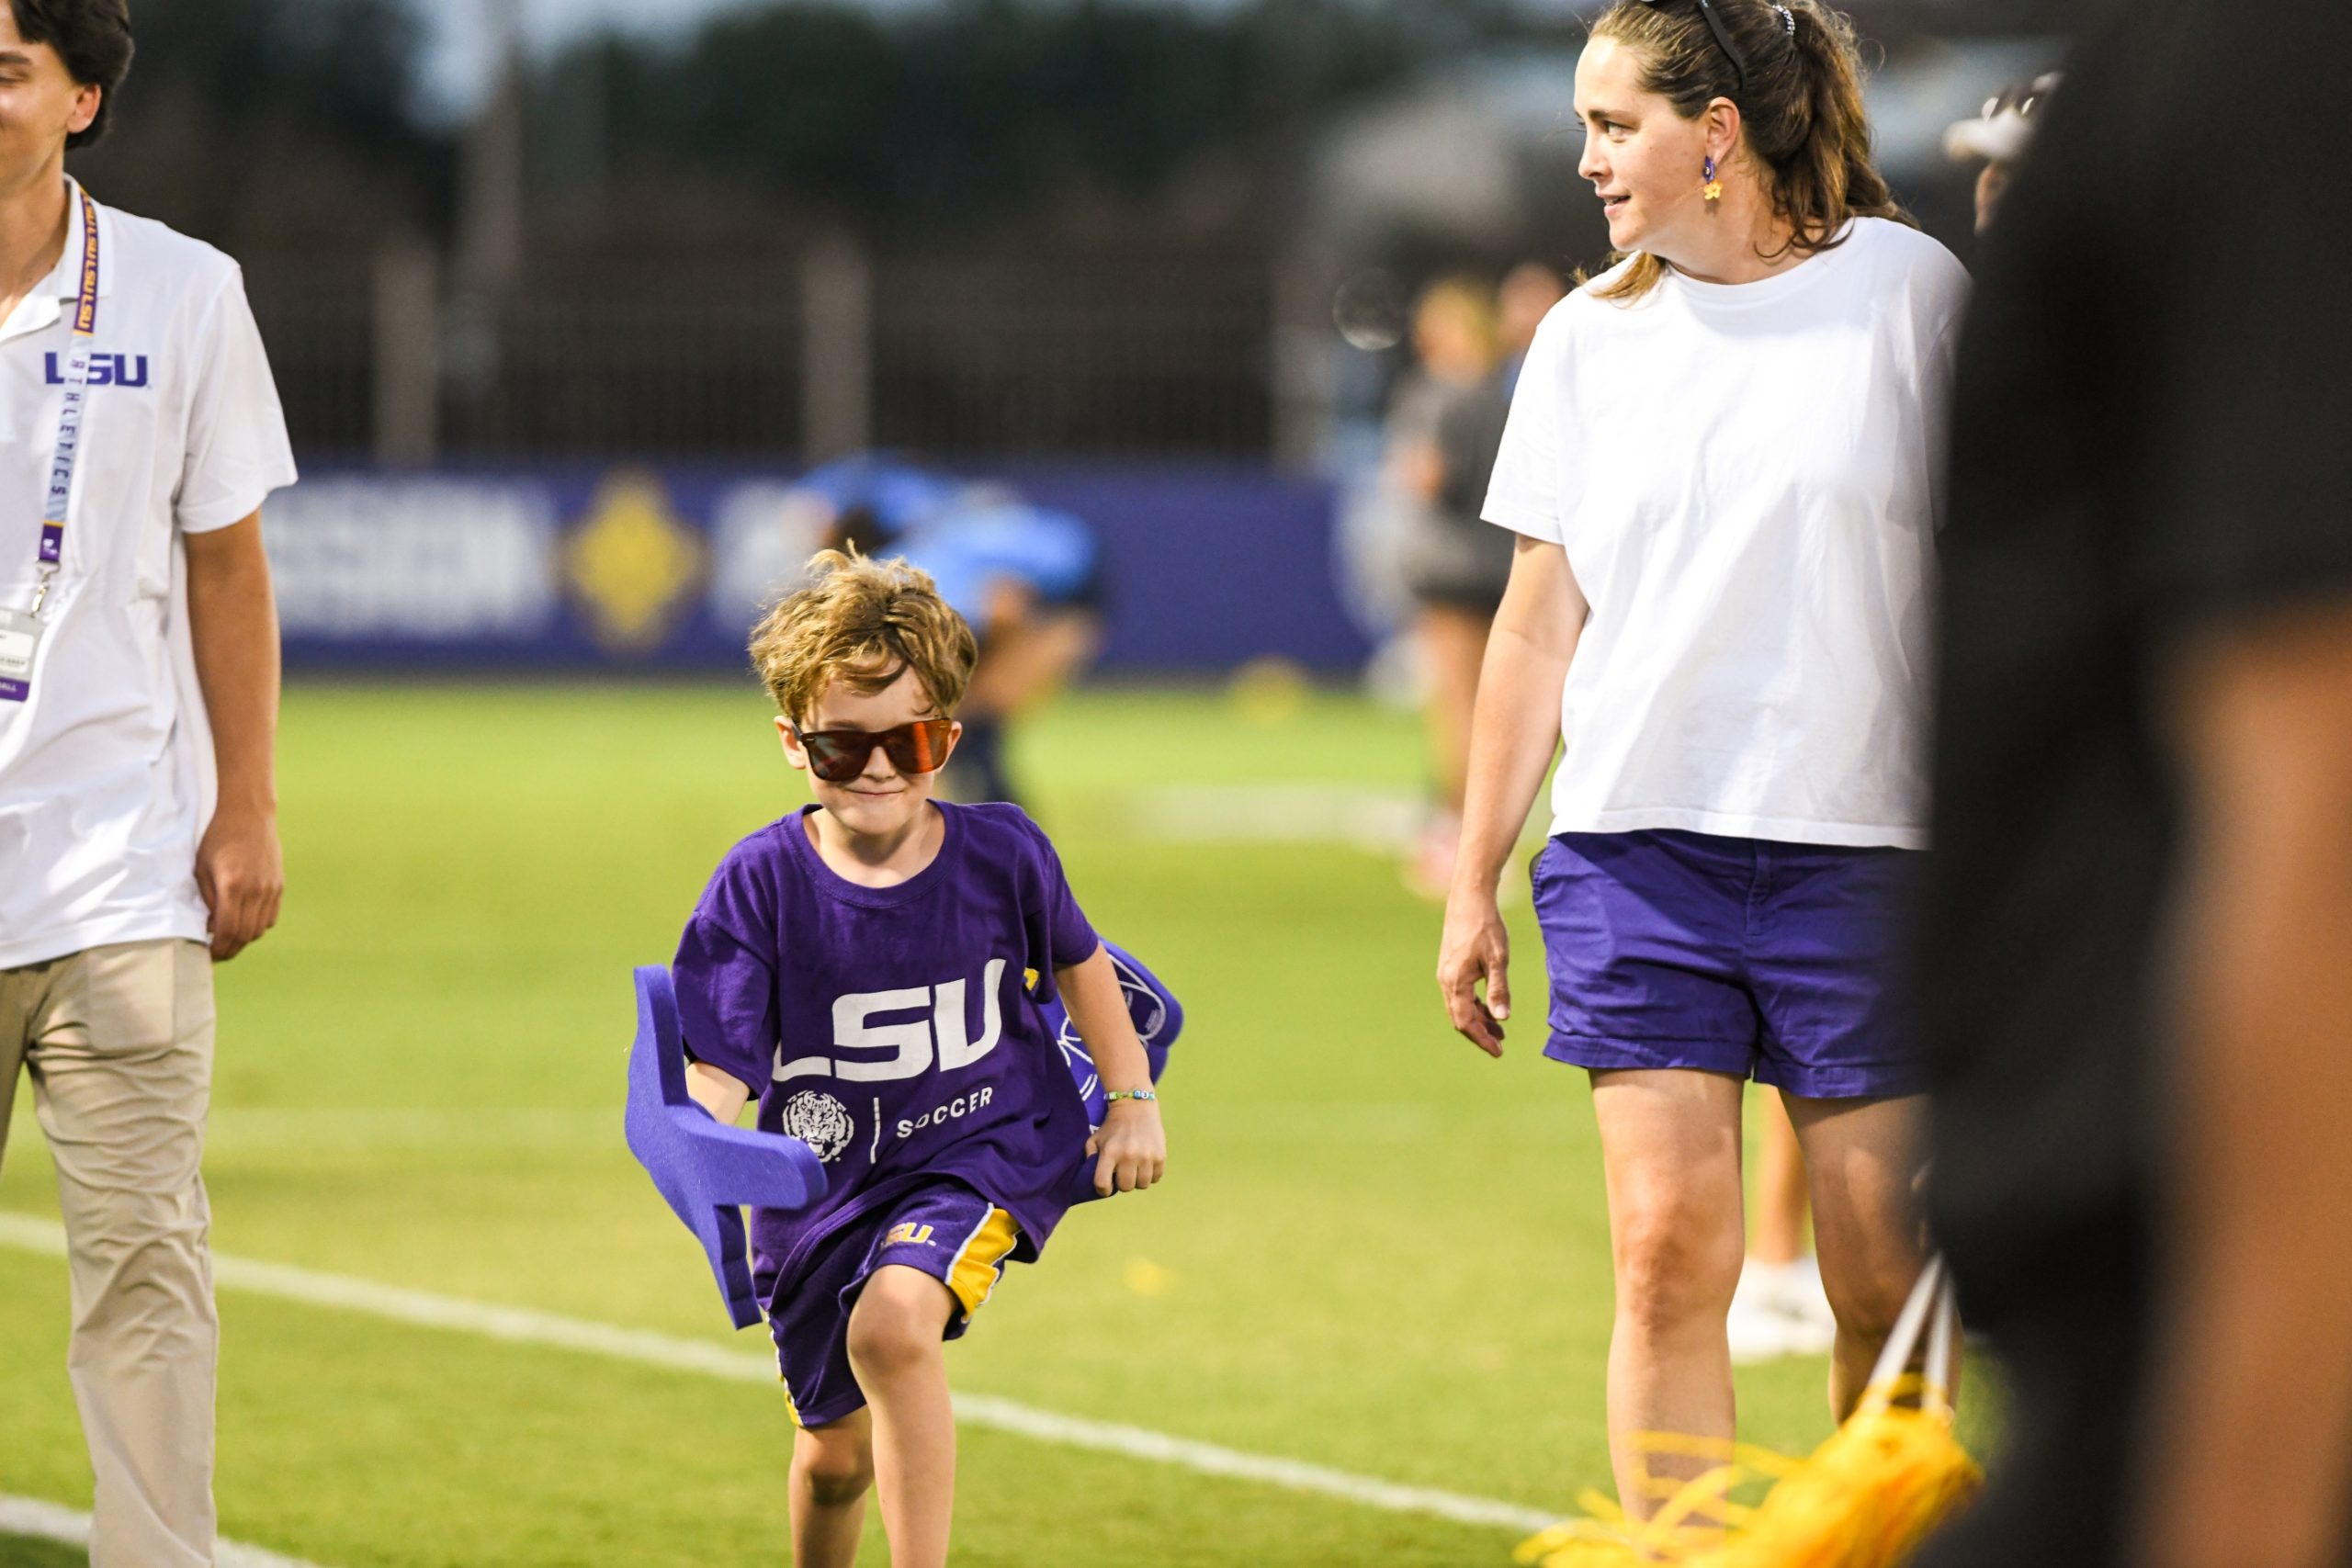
[1786, 1093, 1935, 1416]
[1591, 1067, 1748, 1517]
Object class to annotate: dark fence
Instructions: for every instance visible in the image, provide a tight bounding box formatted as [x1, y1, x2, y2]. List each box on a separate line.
[243, 256, 376, 457]
[244, 252, 1280, 463]
[870, 262, 1272, 457]
[442, 265, 808, 459]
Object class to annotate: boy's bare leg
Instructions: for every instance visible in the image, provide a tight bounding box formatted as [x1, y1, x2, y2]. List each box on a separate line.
[847, 1265, 960, 1568]
[1786, 1093, 1934, 1416]
[790, 1409, 874, 1568]
[1590, 1068, 1747, 1518]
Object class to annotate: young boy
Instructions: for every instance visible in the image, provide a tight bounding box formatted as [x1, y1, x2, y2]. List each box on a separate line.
[672, 548, 1167, 1568]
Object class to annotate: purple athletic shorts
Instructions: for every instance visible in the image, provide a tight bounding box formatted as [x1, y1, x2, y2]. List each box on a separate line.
[1530, 829, 1926, 1100]
[768, 1179, 1022, 1428]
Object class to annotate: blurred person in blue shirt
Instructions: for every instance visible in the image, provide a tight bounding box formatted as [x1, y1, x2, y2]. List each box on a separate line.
[793, 456, 1102, 809]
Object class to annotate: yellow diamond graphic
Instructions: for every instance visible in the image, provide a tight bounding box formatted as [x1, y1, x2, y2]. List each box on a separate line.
[565, 469, 705, 654]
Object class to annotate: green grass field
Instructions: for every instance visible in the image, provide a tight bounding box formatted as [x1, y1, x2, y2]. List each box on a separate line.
[0, 682, 1997, 1567]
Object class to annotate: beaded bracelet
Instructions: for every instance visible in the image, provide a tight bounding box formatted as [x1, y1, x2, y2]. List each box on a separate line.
[1102, 1088, 1158, 1104]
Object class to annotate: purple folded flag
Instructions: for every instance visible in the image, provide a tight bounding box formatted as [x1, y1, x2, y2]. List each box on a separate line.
[1046, 940, 1182, 1120]
[1046, 941, 1183, 1206]
[623, 964, 827, 1330]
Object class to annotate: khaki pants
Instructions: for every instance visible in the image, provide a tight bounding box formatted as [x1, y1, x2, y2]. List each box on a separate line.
[0, 939, 218, 1568]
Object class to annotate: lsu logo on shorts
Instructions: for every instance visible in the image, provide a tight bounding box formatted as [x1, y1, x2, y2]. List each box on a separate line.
[885, 1223, 936, 1247]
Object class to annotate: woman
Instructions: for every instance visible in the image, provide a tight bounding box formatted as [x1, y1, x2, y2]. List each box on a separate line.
[1433, 0, 1968, 1517]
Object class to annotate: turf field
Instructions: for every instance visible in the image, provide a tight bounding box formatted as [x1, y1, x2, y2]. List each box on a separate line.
[0, 682, 1998, 1567]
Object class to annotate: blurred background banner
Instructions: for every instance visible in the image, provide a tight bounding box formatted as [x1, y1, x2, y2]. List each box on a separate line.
[270, 463, 1364, 672]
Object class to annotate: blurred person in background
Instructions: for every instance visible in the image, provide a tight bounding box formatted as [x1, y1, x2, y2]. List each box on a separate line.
[1943, 73, 2061, 236]
[1437, 0, 1968, 1517]
[1915, 4, 2352, 1565]
[1386, 276, 1513, 897]
[0, 1, 297, 1562]
[1726, 1092, 1838, 1361]
[800, 455, 1102, 810]
[1497, 260, 1567, 394]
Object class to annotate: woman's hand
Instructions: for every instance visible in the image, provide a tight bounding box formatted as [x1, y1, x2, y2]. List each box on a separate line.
[1438, 886, 1512, 1056]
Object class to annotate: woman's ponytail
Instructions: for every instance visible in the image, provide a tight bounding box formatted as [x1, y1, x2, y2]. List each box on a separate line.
[1769, 1, 1903, 249]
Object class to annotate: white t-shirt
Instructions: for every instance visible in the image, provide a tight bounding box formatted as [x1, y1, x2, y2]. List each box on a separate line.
[0, 181, 299, 967]
[1483, 218, 1968, 850]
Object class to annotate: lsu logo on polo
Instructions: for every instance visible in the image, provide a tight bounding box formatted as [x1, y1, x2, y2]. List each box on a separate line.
[45, 353, 150, 388]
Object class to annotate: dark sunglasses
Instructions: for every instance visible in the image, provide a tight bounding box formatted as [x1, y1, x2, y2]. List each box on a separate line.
[791, 718, 956, 784]
[1640, 0, 1748, 94]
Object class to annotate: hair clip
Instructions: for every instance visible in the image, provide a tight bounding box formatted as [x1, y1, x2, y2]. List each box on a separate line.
[1774, 4, 1795, 37]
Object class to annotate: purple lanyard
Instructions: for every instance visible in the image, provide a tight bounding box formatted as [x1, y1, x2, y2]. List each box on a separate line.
[28, 186, 100, 614]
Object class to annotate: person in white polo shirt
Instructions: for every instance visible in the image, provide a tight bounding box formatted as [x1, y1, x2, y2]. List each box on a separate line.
[0, 3, 297, 1563]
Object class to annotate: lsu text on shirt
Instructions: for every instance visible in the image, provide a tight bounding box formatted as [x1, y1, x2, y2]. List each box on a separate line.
[0, 181, 299, 966]
[1483, 218, 1970, 850]
[672, 800, 1102, 1310]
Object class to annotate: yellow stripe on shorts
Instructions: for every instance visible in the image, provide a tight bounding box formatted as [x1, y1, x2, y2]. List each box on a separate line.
[778, 1368, 806, 1427]
[945, 1207, 1020, 1320]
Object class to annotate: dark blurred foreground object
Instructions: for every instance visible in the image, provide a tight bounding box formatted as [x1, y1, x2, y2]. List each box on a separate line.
[1916, 2, 2352, 1565]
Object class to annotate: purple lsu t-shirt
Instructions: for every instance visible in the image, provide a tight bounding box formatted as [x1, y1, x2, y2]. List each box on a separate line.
[672, 800, 1102, 1303]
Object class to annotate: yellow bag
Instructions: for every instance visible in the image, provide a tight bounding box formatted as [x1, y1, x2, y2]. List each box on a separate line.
[1517, 1258, 1981, 1568]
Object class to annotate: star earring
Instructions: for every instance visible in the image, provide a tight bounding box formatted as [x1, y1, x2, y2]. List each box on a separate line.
[1702, 154, 1724, 203]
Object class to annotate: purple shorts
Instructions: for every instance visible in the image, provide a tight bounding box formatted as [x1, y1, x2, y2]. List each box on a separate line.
[768, 1179, 1022, 1428]
[1530, 829, 1926, 1100]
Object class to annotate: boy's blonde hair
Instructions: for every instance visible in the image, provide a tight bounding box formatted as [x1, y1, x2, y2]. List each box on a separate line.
[751, 549, 978, 725]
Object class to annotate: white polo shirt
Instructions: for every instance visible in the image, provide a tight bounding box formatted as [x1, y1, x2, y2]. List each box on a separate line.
[0, 179, 298, 968]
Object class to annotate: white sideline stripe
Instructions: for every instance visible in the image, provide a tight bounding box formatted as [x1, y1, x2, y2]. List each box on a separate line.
[0, 1213, 1555, 1536]
[0, 1493, 331, 1568]
[944, 1393, 1555, 1532]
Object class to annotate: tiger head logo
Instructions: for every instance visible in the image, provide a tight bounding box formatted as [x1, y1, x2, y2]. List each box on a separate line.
[781, 1090, 855, 1164]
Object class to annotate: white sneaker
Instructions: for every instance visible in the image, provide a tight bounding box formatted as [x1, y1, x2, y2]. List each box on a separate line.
[1774, 1255, 1838, 1354]
[1726, 1267, 1803, 1364]
[1725, 1258, 1838, 1363]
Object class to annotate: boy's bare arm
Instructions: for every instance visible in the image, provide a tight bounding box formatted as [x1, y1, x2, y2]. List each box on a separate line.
[1057, 944, 1167, 1196]
[685, 1061, 752, 1123]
